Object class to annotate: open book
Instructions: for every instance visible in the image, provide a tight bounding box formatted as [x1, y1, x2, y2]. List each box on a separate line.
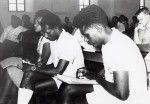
[55, 74, 98, 85]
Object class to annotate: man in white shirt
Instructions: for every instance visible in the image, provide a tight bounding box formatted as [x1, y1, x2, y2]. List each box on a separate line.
[85, 24, 149, 104]
[53, 5, 150, 104]
[59, 24, 150, 104]
[76, 6, 149, 104]
[134, 7, 150, 87]
[17, 12, 85, 104]
[83, 20, 150, 104]
[134, 7, 150, 44]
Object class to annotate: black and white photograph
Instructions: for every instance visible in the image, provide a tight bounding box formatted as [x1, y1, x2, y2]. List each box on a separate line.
[0, 0, 150, 104]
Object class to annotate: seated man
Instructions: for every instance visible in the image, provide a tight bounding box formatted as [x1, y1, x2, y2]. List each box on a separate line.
[56, 5, 150, 104]
[0, 15, 27, 60]
[134, 7, 150, 44]
[133, 7, 150, 87]
[17, 12, 87, 104]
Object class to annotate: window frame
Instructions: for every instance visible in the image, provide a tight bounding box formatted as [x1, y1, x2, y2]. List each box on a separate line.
[79, 0, 91, 11]
[8, 0, 25, 12]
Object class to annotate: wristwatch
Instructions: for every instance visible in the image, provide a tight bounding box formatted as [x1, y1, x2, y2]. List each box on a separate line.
[31, 66, 36, 71]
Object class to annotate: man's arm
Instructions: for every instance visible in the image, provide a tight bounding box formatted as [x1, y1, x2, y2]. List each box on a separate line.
[96, 71, 129, 100]
[134, 24, 145, 44]
[38, 43, 51, 68]
[33, 59, 69, 76]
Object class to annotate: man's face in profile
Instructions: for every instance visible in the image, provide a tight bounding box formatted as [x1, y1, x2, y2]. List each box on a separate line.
[84, 26, 104, 48]
[34, 17, 42, 32]
[137, 12, 149, 26]
[42, 25, 59, 41]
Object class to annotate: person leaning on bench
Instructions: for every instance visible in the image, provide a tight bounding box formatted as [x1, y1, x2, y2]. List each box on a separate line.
[17, 11, 93, 104]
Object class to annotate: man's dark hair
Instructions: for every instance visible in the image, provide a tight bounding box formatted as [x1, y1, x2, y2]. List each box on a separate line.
[35, 9, 51, 18]
[34, 9, 53, 25]
[11, 15, 22, 28]
[119, 15, 128, 23]
[40, 12, 61, 29]
[73, 5, 108, 29]
[135, 7, 150, 16]
[22, 14, 30, 22]
[84, 23, 105, 32]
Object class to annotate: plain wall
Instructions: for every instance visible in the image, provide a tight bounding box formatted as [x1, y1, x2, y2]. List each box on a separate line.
[114, 0, 139, 23]
[0, 0, 34, 28]
[145, 0, 150, 10]
[98, 0, 139, 23]
[98, 0, 114, 20]
[0, 0, 140, 29]
[0, 0, 81, 28]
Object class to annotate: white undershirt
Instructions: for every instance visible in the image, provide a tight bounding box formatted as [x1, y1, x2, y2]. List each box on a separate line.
[86, 28, 149, 104]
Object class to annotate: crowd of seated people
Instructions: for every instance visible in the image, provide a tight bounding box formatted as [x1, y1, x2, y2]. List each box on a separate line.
[110, 14, 137, 39]
[57, 5, 150, 104]
[0, 9, 95, 104]
[1, 4, 150, 104]
[0, 15, 28, 61]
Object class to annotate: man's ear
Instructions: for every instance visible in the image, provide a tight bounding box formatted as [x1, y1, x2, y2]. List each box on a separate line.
[54, 27, 60, 33]
[96, 25, 103, 33]
[42, 25, 48, 32]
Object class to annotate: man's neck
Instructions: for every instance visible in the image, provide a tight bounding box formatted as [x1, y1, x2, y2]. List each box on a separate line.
[103, 27, 112, 45]
[57, 29, 63, 39]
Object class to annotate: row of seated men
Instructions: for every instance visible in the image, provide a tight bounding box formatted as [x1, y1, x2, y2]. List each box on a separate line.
[1, 4, 150, 104]
[0, 7, 100, 104]
[0, 12, 74, 61]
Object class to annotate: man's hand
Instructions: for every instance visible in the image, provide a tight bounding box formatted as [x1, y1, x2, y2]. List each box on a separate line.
[95, 69, 105, 84]
[36, 61, 42, 68]
[135, 23, 145, 31]
[22, 64, 36, 72]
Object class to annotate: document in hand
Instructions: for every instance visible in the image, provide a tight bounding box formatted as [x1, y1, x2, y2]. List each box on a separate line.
[55, 74, 98, 85]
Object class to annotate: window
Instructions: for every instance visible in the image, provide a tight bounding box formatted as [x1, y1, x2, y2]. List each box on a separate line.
[9, 0, 25, 11]
[79, 0, 90, 11]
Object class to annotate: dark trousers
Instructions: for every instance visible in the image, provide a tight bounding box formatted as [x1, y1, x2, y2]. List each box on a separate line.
[0, 66, 18, 104]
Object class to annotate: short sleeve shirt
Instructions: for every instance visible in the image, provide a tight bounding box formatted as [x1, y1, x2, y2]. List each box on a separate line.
[102, 28, 147, 94]
[87, 28, 148, 104]
[53, 29, 85, 77]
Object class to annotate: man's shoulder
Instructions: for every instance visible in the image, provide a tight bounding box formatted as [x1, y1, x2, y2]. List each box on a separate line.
[106, 29, 138, 54]
[111, 28, 131, 43]
[57, 31, 81, 51]
[59, 30, 74, 42]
